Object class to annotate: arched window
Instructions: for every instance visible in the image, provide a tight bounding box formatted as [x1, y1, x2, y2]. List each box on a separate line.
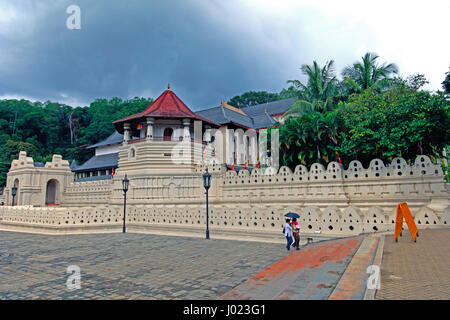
[164, 128, 173, 141]
[129, 147, 136, 158]
[45, 179, 60, 205]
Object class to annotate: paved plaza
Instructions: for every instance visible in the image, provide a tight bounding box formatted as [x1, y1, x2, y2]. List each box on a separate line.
[1, 228, 449, 300]
[223, 236, 365, 300]
[376, 228, 450, 300]
[0, 231, 287, 299]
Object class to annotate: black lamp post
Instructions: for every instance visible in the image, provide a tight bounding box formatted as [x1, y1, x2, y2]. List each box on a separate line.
[122, 174, 129, 233]
[203, 168, 211, 239]
[11, 186, 17, 207]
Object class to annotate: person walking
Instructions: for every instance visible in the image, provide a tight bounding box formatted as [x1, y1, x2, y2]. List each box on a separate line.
[291, 218, 300, 250]
[283, 218, 293, 251]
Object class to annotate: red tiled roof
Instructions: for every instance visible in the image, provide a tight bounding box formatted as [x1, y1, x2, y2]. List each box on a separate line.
[113, 89, 219, 132]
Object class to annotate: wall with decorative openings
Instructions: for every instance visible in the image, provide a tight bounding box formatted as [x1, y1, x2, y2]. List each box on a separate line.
[1, 154, 448, 242]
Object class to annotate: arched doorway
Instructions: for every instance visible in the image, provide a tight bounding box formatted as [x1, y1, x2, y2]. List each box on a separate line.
[12, 179, 19, 206]
[45, 179, 60, 205]
[163, 128, 173, 141]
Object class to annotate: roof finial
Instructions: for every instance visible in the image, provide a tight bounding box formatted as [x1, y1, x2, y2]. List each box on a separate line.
[168, 83, 171, 90]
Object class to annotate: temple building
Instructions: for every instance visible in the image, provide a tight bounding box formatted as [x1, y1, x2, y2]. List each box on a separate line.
[1, 86, 448, 241]
[71, 131, 122, 181]
[71, 87, 295, 180]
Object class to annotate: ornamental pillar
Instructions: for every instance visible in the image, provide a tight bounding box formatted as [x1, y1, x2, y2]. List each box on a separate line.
[123, 123, 131, 143]
[204, 125, 211, 143]
[146, 117, 154, 140]
[183, 119, 191, 141]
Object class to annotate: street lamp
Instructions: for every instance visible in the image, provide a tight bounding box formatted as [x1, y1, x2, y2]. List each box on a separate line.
[122, 174, 129, 233]
[203, 168, 211, 239]
[11, 186, 17, 207]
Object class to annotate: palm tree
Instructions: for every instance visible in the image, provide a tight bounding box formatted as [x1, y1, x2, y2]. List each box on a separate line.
[284, 60, 338, 117]
[342, 52, 398, 93]
[442, 66, 450, 94]
[280, 108, 342, 167]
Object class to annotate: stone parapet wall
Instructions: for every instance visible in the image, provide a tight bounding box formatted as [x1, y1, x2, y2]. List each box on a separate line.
[199, 155, 449, 215]
[63, 179, 113, 206]
[1, 152, 449, 242]
[4, 152, 73, 206]
[1, 202, 448, 242]
[109, 174, 204, 205]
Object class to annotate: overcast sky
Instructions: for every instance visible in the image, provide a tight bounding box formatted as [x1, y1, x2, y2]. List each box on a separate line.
[0, 0, 449, 110]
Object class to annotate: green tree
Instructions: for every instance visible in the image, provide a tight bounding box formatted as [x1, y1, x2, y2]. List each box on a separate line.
[442, 66, 450, 94]
[337, 79, 449, 166]
[279, 86, 302, 99]
[284, 60, 339, 117]
[0, 140, 43, 186]
[280, 73, 449, 170]
[227, 91, 281, 108]
[341, 52, 398, 94]
[0, 96, 154, 185]
[280, 108, 342, 168]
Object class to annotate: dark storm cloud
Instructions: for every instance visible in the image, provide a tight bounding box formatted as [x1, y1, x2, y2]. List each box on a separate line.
[3, 1, 446, 109]
[0, 0, 305, 109]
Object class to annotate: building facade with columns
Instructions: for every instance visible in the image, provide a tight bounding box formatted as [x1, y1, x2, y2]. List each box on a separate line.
[3, 87, 447, 243]
[71, 87, 295, 181]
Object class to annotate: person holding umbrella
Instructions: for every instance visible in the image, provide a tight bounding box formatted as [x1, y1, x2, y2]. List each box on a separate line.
[283, 218, 293, 251]
[291, 218, 300, 250]
[285, 212, 300, 251]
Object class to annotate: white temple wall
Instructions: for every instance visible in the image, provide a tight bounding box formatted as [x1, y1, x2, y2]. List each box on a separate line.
[1, 201, 447, 242]
[95, 144, 119, 156]
[3, 152, 73, 207]
[1, 152, 448, 242]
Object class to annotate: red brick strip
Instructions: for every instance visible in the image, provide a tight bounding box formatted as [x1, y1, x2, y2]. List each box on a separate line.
[222, 236, 363, 300]
[328, 235, 379, 300]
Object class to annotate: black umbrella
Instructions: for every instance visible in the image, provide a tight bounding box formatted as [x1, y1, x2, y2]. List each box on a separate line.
[284, 212, 299, 219]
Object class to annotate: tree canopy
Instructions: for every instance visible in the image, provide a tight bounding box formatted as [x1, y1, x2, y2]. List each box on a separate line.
[284, 60, 340, 117]
[341, 52, 398, 94]
[227, 91, 282, 108]
[442, 66, 450, 94]
[279, 56, 449, 175]
[0, 97, 153, 186]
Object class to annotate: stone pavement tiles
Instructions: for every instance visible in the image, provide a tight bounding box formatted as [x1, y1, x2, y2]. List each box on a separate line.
[0, 231, 288, 300]
[222, 236, 365, 300]
[328, 235, 379, 300]
[376, 228, 450, 300]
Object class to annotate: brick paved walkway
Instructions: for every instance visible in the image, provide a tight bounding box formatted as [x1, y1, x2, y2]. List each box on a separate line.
[329, 235, 379, 300]
[4, 228, 446, 300]
[222, 236, 363, 300]
[376, 228, 450, 300]
[0, 231, 288, 299]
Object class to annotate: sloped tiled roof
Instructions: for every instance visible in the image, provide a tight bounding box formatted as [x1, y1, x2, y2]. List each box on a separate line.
[113, 88, 219, 132]
[196, 105, 254, 129]
[220, 101, 247, 115]
[251, 113, 277, 129]
[243, 98, 296, 117]
[222, 107, 255, 128]
[195, 106, 229, 125]
[72, 153, 118, 172]
[86, 131, 123, 149]
[196, 102, 279, 130]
